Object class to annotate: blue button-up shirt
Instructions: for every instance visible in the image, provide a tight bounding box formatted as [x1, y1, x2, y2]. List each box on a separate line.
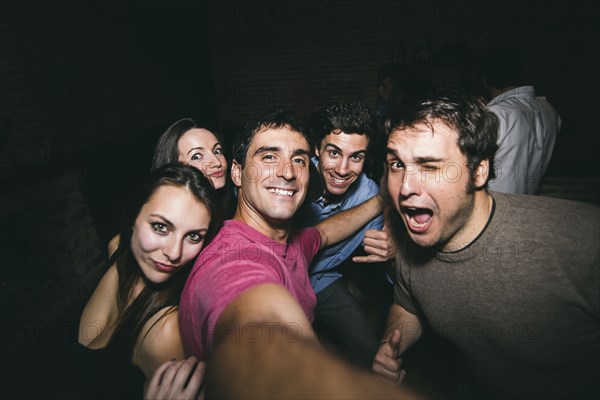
[297, 158, 384, 293]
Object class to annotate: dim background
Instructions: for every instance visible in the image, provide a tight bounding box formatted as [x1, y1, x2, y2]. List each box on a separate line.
[1, 1, 598, 398]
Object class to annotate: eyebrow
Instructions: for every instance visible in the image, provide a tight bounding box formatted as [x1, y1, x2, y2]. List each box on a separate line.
[150, 214, 175, 228]
[414, 157, 445, 164]
[385, 149, 444, 163]
[254, 146, 310, 157]
[324, 143, 367, 156]
[254, 146, 280, 156]
[187, 146, 205, 155]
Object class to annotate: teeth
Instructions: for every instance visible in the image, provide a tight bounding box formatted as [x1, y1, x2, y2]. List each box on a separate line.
[333, 177, 348, 183]
[268, 188, 294, 196]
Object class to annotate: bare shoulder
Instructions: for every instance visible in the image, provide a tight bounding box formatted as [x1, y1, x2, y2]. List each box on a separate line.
[78, 265, 119, 347]
[133, 307, 185, 379]
[108, 234, 120, 257]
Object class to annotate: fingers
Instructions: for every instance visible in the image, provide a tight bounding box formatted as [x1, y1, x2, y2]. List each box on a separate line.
[364, 229, 389, 242]
[171, 357, 198, 390]
[353, 254, 387, 263]
[372, 330, 406, 384]
[146, 359, 176, 395]
[360, 230, 396, 261]
[388, 329, 402, 352]
[145, 357, 205, 400]
[372, 348, 405, 382]
[186, 361, 206, 400]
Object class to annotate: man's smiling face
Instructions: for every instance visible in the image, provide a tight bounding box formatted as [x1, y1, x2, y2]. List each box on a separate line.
[316, 130, 368, 201]
[233, 126, 311, 229]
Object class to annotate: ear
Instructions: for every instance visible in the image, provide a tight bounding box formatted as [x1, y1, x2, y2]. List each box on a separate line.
[314, 145, 320, 158]
[473, 158, 490, 189]
[231, 160, 242, 188]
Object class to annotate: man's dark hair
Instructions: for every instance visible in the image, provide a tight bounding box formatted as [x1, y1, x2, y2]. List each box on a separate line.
[232, 110, 309, 167]
[387, 96, 499, 191]
[310, 102, 380, 151]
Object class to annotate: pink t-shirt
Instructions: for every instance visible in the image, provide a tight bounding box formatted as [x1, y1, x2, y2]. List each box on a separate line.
[179, 220, 321, 359]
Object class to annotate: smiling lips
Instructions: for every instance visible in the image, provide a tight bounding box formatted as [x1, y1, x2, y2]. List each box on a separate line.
[402, 206, 434, 232]
[327, 172, 353, 188]
[267, 187, 295, 197]
[153, 260, 177, 273]
[210, 169, 225, 178]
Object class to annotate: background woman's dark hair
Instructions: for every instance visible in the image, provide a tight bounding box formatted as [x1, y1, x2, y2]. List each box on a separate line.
[110, 162, 223, 350]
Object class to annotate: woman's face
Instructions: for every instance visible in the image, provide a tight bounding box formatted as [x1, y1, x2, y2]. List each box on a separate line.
[131, 185, 211, 285]
[178, 129, 228, 189]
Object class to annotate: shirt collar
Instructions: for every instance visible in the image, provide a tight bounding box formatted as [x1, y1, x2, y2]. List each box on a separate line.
[488, 86, 535, 105]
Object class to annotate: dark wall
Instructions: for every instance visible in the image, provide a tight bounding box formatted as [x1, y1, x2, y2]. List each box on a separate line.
[204, 0, 599, 177]
[1, 2, 217, 398]
[1, 1, 598, 398]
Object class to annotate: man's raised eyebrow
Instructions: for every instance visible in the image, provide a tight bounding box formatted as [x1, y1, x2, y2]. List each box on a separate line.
[254, 146, 280, 156]
[386, 147, 399, 157]
[293, 148, 310, 157]
[414, 156, 444, 163]
[324, 143, 343, 152]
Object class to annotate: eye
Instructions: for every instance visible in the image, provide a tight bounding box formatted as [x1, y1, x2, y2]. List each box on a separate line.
[351, 154, 365, 162]
[191, 153, 203, 161]
[292, 157, 307, 166]
[187, 232, 205, 243]
[214, 147, 223, 155]
[421, 163, 439, 172]
[328, 150, 339, 157]
[151, 222, 168, 234]
[389, 161, 404, 171]
[262, 154, 276, 162]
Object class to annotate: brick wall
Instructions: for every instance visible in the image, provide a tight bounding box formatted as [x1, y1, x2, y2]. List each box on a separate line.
[203, 0, 599, 183]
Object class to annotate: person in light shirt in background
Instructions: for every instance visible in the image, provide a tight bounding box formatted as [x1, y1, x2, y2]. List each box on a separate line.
[482, 42, 561, 194]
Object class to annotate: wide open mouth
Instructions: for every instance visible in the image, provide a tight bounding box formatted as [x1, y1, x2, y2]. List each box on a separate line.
[401, 206, 433, 230]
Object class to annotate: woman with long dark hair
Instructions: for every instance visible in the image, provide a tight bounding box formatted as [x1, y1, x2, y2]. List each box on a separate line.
[77, 163, 222, 398]
[152, 118, 234, 218]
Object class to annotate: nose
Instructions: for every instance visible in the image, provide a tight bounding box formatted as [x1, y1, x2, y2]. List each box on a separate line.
[206, 153, 222, 170]
[277, 161, 298, 182]
[335, 158, 349, 177]
[399, 164, 420, 198]
[163, 237, 182, 263]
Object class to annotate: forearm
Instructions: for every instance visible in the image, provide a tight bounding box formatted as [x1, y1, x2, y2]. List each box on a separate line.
[382, 303, 422, 355]
[316, 194, 384, 248]
[207, 327, 419, 399]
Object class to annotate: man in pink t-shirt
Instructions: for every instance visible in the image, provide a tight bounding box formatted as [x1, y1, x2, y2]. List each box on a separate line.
[179, 110, 385, 360]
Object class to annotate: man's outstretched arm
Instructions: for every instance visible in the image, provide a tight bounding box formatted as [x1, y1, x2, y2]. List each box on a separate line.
[207, 285, 420, 399]
[315, 194, 385, 249]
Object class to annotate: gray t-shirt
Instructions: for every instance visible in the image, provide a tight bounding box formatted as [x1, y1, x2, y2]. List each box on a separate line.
[395, 191, 599, 399]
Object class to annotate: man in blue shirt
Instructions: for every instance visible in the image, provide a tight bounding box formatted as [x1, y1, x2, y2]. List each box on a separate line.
[298, 102, 395, 369]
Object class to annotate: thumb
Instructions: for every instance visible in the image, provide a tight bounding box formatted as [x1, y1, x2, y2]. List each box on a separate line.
[388, 329, 402, 356]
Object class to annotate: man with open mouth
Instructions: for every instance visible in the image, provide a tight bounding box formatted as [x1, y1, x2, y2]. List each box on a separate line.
[373, 96, 599, 399]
